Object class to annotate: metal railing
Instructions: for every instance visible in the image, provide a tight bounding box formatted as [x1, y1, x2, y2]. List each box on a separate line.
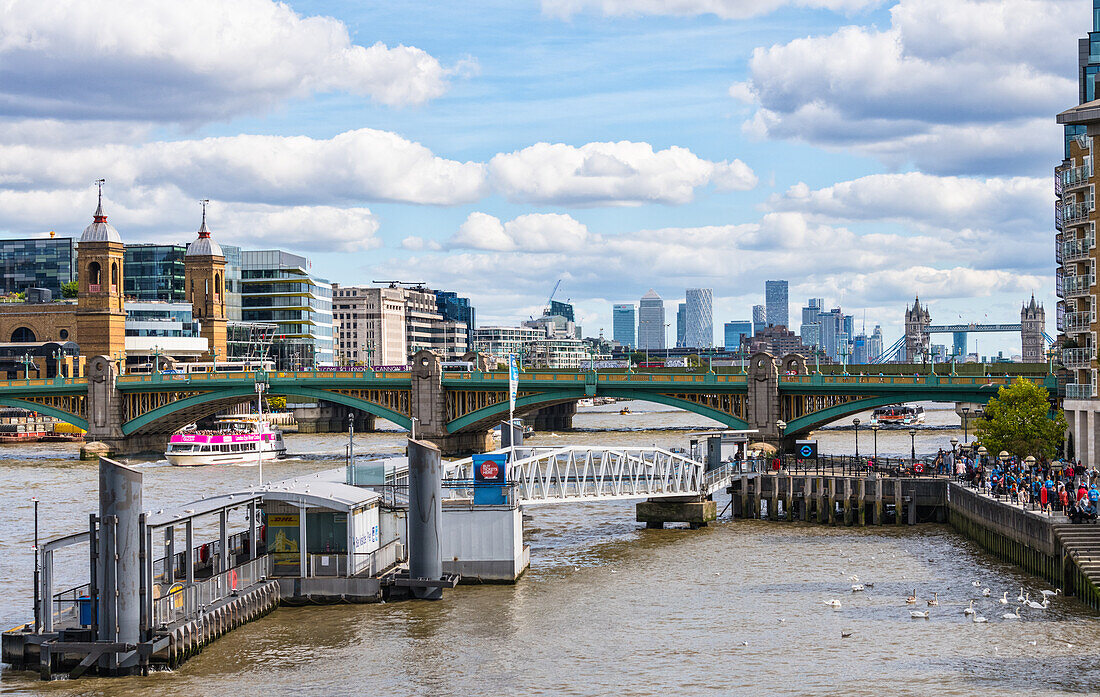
[1064, 201, 1093, 227]
[152, 555, 268, 627]
[1063, 236, 1094, 263]
[1067, 383, 1095, 400]
[1062, 163, 1093, 190]
[1062, 346, 1095, 369]
[307, 540, 405, 578]
[1063, 273, 1095, 296]
[49, 582, 91, 630]
[1065, 311, 1093, 333]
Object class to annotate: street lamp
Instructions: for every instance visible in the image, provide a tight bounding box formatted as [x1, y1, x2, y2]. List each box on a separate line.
[908, 428, 917, 462]
[949, 436, 959, 477]
[977, 445, 988, 489]
[852, 417, 860, 459]
[871, 424, 879, 463]
[961, 406, 970, 444]
[776, 419, 786, 460]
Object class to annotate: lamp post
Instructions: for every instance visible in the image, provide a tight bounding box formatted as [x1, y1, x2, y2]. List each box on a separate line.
[949, 436, 958, 477]
[254, 380, 266, 486]
[908, 428, 917, 462]
[871, 424, 879, 463]
[852, 417, 860, 459]
[776, 419, 786, 465]
[961, 406, 970, 444]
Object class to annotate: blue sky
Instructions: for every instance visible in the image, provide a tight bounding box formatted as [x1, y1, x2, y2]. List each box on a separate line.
[0, 0, 1085, 355]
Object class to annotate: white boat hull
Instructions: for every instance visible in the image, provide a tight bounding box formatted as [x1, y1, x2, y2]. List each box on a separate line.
[167, 446, 285, 467]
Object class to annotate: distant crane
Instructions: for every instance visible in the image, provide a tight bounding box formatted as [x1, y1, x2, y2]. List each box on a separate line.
[372, 280, 428, 291]
[544, 279, 562, 316]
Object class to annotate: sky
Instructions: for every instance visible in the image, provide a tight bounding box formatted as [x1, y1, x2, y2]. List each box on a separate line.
[0, 0, 1084, 356]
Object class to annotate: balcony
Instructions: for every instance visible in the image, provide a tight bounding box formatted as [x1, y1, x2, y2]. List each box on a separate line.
[1063, 201, 1093, 227]
[1066, 383, 1095, 400]
[1063, 346, 1095, 369]
[1065, 311, 1093, 333]
[1056, 201, 1064, 231]
[87, 283, 100, 293]
[1063, 274, 1095, 297]
[1062, 236, 1094, 263]
[1062, 164, 1093, 191]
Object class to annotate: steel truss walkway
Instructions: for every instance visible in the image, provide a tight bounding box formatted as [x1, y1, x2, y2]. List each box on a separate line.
[448, 446, 734, 505]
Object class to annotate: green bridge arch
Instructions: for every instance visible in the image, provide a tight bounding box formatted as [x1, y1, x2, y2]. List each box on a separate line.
[446, 387, 749, 433]
[782, 391, 1000, 437]
[0, 397, 88, 431]
[122, 385, 411, 436]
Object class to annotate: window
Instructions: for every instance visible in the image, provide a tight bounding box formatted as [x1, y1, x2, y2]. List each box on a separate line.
[11, 327, 35, 342]
[87, 261, 101, 286]
[111, 262, 118, 287]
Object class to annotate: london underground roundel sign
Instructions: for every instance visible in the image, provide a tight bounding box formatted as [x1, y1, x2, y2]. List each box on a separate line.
[799, 444, 813, 458]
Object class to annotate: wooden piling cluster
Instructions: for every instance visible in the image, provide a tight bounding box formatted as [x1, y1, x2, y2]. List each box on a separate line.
[727, 472, 941, 526]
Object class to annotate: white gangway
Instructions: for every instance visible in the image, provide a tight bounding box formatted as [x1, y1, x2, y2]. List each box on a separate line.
[447, 445, 737, 505]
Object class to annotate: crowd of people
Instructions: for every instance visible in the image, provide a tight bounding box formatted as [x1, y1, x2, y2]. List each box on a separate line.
[934, 448, 1100, 520]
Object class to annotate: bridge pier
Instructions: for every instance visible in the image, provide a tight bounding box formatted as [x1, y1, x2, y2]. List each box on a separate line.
[636, 496, 717, 529]
[292, 401, 376, 433]
[411, 350, 494, 456]
[526, 402, 576, 431]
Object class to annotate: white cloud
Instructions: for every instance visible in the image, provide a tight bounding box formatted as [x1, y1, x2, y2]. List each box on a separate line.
[450, 212, 593, 252]
[400, 235, 442, 251]
[0, 186, 381, 253]
[734, 0, 1081, 174]
[0, 129, 487, 206]
[489, 141, 756, 206]
[542, 0, 883, 19]
[0, 0, 455, 123]
[769, 172, 1050, 232]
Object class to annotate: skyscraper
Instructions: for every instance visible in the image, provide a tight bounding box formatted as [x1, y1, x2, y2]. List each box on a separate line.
[638, 289, 665, 351]
[752, 304, 766, 335]
[676, 302, 687, 348]
[765, 280, 788, 328]
[613, 303, 636, 348]
[684, 288, 713, 348]
[799, 298, 823, 349]
[869, 325, 884, 362]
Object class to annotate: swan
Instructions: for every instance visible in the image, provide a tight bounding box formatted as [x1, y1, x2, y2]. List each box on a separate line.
[927, 593, 939, 607]
[909, 610, 930, 619]
[851, 584, 865, 592]
[1026, 598, 1049, 610]
[905, 590, 917, 604]
[963, 600, 975, 616]
[1000, 592, 1009, 604]
[982, 588, 992, 597]
[824, 599, 842, 608]
[1040, 589, 1062, 598]
[849, 575, 859, 582]
[1002, 607, 1021, 619]
[972, 615, 988, 623]
[1017, 588, 1026, 602]
[971, 580, 982, 587]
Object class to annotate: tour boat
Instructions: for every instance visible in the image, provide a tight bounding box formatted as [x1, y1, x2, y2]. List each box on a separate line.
[869, 404, 926, 426]
[165, 420, 286, 466]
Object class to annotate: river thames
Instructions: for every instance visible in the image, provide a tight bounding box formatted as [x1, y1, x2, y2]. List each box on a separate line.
[1, 402, 1099, 696]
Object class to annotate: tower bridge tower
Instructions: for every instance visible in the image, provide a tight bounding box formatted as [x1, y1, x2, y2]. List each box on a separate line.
[1021, 295, 1046, 362]
[904, 296, 931, 363]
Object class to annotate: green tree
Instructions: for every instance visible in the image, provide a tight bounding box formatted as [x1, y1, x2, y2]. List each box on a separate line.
[266, 395, 287, 411]
[630, 351, 646, 365]
[61, 281, 78, 298]
[973, 378, 1066, 459]
[686, 353, 701, 367]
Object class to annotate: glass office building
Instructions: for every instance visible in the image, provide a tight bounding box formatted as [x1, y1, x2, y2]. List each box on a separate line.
[221, 244, 243, 322]
[723, 320, 752, 352]
[612, 304, 635, 348]
[240, 250, 333, 368]
[123, 244, 186, 302]
[684, 288, 714, 348]
[435, 290, 476, 347]
[0, 237, 76, 297]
